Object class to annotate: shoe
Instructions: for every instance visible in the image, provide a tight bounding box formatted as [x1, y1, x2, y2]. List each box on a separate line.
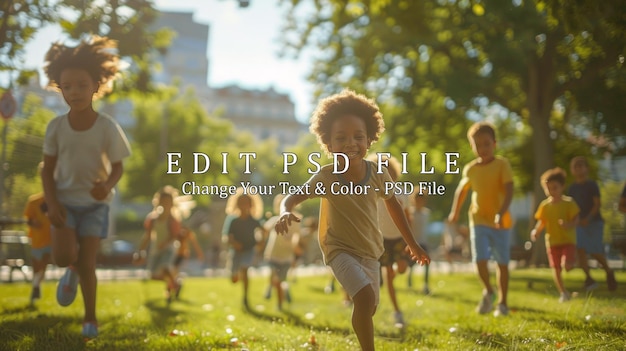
[393, 311, 405, 326]
[82, 321, 98, 339]
[583, 277, 598, 292]
[559, 292, 571, 303]
[476, 292, 494, 314]
[607, 271, 617, 291]
[493, 303, 509, 317]
[30, 286, 41, 304]
[422, 285, 431, 295]
[56, 267, 79, 307]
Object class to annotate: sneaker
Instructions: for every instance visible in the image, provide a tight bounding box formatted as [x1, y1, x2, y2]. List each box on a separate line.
[82, 321, 98, 339]
[30, 286, 41, 304]
[56, 267, 79, 307]
[422, 285, 431, 295]
[493, 303, 509, 317]
[583, 277, 598, 292]
[476, 292, 494, 314]
[393, 311, 405, 326]
[559, 292, 571, 303]
[607, 271, 617, 291]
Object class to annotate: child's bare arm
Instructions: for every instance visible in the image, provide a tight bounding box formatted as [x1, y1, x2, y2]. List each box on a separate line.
[530, 219, 545, 242]
[495, 181, 514, 227]
[275, 193, 308, 234]
[448, 177, 470, 223]
[384, 196, 430, 265]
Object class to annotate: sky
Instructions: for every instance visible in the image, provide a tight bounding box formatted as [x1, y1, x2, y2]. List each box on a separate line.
[18, 0, 315, 123]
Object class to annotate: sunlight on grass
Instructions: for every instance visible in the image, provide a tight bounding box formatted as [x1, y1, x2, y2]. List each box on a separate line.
[0, 269, 625, 350]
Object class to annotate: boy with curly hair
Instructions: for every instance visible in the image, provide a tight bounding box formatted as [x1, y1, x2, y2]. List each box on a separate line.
[42, 36, 131, 339]
[275, 89, 430, 351]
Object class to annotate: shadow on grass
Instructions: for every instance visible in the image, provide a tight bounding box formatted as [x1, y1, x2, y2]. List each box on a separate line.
[0, 314, 84, 351]
[245, 304, 408, 343]
[143, 298, 183, 330]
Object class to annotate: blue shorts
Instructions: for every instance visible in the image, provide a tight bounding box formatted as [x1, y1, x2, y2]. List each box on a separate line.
[63, 203, 109, 239]
[328, 252, 380, 305]
[470, 225, 511, 264]
[31, 246, 52, 261]
[230, 248, 254, 273]
[576, 220, 604, 255]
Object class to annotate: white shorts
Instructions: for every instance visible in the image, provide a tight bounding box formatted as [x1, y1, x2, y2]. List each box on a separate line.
[328, 252, 380, 305]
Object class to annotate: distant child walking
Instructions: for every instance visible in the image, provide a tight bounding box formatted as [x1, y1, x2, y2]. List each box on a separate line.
[222, 189, 265, 309]
[531, 167, 579, 302]
[568, 156, 617, 291]
[135, 186, 185, 304]
[275, 89, 430, 351]
[24, 167, 52, 305]
[448, 121, 514, 317]
[41, 36, 131, 338]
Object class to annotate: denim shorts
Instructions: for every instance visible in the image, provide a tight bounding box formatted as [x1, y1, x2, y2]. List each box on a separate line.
[148, 247, 176, 275]
[470, 225, 511, 264]
[269, 261, 292, 282]
[63, 203, 109, 239]
[31, 246, 52, 260]
[328, 251, 380, 305]
[576, 220, 604, 254]
[230, 248, 255, 273]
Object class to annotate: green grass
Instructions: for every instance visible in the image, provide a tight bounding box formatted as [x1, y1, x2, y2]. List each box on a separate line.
[1, 268, 625, 350]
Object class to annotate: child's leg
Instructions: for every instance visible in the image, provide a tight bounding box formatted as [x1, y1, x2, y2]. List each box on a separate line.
[351, 284, 376, 351]
[552, 266, 566, 293]
[577, 248, 592, 278]
[384, 265, 400, 312]
[241, 267, 249, 301]
[476, 260, 493, 293]
[77, 236, 101, 322]
[51, 226, 78, 267]
[496, 263, 509, 306]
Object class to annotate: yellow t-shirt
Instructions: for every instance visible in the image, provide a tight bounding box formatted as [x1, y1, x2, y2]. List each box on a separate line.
[23, 193, 51, 249]
[464, 156, 514, 229]
[308, 160, 393, 264]
[534, 196, 579, 247]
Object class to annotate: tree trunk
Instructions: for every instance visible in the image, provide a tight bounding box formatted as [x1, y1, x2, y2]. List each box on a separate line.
[526, 59, 556, 267]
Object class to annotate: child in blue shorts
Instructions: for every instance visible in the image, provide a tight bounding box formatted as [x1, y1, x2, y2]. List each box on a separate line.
[568, 156, 617, 291]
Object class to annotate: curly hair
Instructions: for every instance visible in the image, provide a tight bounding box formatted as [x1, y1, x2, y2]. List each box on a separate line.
[44, 35, 120, 98]
[309, 89, 385, 155]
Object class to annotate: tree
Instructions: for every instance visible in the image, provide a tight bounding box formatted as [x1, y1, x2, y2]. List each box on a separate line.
[280, 0, 626, 210]
[0, 0, 58, 85]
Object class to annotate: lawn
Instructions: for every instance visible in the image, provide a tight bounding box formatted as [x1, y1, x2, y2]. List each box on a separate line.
[0, 267, 624, 350]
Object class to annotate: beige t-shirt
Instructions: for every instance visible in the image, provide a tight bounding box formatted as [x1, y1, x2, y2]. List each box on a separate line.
[306, 160, 393, 264]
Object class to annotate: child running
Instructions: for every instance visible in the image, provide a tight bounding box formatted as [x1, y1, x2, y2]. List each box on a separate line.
[568, 156, 617, 291]
[41, 35, 131, 338]
[275, 89, 430, 351]
[448, 121, 514, 317]
[135, 186, 184, 304]
[23, 165, 52, 305]
[531, 167, 579, 302]
[263, 195, 300, 310]
[222, 188, 265, 309]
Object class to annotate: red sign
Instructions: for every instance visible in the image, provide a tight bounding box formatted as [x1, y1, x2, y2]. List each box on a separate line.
[0, 91, 17, 120]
